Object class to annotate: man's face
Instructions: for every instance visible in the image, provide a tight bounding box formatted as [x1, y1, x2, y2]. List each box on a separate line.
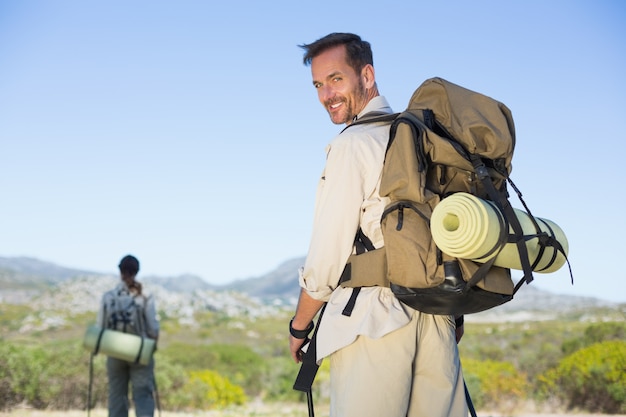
[311, 45, 369, 125]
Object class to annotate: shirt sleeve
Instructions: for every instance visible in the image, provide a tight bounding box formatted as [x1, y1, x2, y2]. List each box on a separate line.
[143, 295, 159, 339]
[299, 130, 381, 300]
[96, 293, 107, 328]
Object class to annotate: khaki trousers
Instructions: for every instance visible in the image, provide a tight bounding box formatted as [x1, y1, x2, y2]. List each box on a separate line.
[329, 311, 468, 417]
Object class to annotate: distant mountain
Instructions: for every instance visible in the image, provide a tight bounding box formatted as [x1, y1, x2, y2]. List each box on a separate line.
[0, 256, 106, 303]
[0, 256, 102, 285]
[0, 255, 621, 325]
[143, 274, 215, 293]
[0, 256, 101, 282]
[224, 257, 303, 301]
[0, 256, 213, 302]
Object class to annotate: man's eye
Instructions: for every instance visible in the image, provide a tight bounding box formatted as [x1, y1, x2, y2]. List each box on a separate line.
[314, 83, 322, 89]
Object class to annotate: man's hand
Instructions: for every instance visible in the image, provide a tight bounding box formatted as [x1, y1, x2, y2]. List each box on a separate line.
[289, 289, 324, 363]
[289, 336, 309, 363]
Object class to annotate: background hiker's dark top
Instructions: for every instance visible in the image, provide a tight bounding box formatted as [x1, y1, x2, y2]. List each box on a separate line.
[97, 281, 159, 340]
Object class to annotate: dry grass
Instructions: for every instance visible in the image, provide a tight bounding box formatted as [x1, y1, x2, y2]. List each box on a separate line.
[1, 408, 624, 417]
[0, 402, 327, 417]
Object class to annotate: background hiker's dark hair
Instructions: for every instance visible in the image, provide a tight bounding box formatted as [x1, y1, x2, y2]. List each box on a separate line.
[119, 254, 140, 275]
[299, 32, 373, 74]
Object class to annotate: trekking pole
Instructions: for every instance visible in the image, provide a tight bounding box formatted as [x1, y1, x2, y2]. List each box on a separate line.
[306, 388, 315, 417]
[153, 372, 162, 417]
[294, 335, 318, 417]
[464, 379, 478, 417]
[293, 305, 326, 417]
[87, 353, 94, 417]
[293, 334, 319, 417]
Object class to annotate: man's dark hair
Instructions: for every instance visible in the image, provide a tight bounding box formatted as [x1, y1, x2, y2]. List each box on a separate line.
[119, 254, 140, 275]
[299, 32, 373, 74]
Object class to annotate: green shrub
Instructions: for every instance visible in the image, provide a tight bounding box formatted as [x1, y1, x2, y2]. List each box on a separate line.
[0, 343, 24, 410]
[262, 356, 302, 402]
[150, 354, 188, 411]
[161, 343, 267, 397]
[35, 344, 95, 409]
[0, 342, 103, 410]
[4, 313, 622, 414]
[538, 340, 626, 414]
[260, 354, 330, 404]
[177, 369, 246, 410]
[562, 322, 626, 356]
[462, 358, 529, 411]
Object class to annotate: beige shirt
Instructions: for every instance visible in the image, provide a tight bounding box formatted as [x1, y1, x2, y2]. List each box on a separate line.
[299, 96, 412, 360]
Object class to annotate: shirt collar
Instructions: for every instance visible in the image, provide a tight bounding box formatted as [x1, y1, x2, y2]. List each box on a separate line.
[354, 96, 393, 122]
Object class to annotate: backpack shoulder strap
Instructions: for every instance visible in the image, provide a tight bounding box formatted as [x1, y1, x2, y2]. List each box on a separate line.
[341, 112, 400, 133]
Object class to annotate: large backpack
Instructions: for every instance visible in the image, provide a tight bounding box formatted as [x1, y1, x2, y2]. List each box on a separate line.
[338, 77, 571, 316]
[102, 287, 147, 336]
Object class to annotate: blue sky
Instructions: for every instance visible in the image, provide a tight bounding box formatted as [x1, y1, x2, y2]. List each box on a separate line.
[1, 1, 625, 302]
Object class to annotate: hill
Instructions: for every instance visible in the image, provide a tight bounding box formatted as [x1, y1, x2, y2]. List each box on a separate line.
[1, 255, 623, 328]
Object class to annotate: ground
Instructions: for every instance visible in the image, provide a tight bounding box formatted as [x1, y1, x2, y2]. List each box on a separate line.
[0, 407, 624, 417]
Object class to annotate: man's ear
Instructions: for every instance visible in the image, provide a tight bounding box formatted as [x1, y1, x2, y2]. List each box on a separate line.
[361, 64, 376, 89]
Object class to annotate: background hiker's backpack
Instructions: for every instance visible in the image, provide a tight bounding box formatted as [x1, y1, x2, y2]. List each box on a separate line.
[339, 77, 570, 316]
[103, 287, 147, 336]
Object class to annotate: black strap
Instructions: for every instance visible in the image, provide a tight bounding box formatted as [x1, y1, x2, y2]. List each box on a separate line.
[87, 353, 95, 417]
[341, 228, 376, 316]
[153, 373, 162, 417]
[342, 111, 399, 132]
[342, 287, 361, 316]
[464, 379, 478, 417]
[93, 327, 106, 355]
[463, 198, 509, 292]
[134, 336, 145, 364]
[463, 255, 499, 292]
[356, 228, 375, 252]
[471, 155, 535, 288]
[293, 304, 327, 393]
[504, 175, 573, 289]
[293, 304, 328, 417]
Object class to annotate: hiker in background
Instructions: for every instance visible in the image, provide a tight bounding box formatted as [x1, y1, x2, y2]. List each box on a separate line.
[288, 33, 468, 417]
[97, 255, 159, 417]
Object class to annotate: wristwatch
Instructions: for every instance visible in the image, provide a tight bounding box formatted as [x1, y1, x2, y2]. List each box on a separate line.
[289, 318, 314, 339]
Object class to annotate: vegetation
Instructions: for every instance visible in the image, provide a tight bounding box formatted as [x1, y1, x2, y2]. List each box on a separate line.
[462, 358, 530, 412]
[537, 340, 626, 414]
[1, 305, 625, 414]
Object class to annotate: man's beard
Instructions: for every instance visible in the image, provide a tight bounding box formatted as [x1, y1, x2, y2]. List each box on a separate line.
[326, 80, 367, 125]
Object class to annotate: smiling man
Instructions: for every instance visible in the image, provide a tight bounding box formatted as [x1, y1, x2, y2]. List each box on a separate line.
[289, 33, 468, 417]
[310, 41, 378, 125]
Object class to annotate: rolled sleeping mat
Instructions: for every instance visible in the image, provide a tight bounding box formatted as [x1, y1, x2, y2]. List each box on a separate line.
[430, 192, 568, 273]
[83, 325, 155, 366]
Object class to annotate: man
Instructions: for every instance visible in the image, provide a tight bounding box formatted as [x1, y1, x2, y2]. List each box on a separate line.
[97, 255, 159, 417]
[289, 33, 468, 417]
